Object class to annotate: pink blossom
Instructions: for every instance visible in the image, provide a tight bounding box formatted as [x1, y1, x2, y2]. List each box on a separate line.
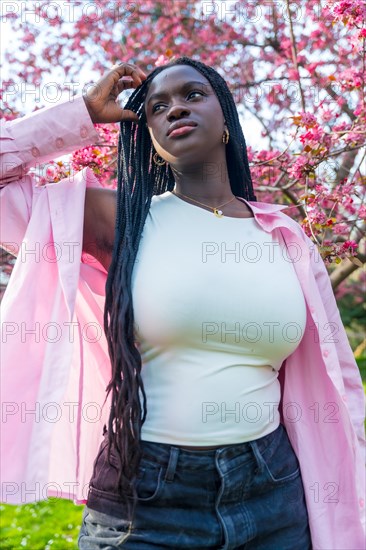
[299, 112, 317, 128]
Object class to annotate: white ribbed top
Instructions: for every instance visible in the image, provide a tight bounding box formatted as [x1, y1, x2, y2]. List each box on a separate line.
[131, 191, 306, 445]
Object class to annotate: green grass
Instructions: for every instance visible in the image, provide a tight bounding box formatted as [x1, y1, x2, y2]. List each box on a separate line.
[0, 499, 83, 549]
[356, 357, 366, 392]
[1, 358, 365, 549]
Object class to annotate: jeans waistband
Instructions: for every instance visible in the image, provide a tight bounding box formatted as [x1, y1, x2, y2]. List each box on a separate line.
[139, 423, 283, 473]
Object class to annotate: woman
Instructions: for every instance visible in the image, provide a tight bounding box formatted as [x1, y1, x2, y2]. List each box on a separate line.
[0, 58, 365, 550]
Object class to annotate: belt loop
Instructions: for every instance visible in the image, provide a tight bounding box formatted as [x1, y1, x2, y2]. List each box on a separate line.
[248, 441, 265, 474]
[164, 446, 179, 483]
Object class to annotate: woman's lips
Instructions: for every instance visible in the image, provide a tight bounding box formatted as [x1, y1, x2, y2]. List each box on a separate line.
[168, 126, 196, 138]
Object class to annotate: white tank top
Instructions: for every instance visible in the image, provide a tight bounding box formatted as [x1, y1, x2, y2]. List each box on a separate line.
[131, 191, 307, 445]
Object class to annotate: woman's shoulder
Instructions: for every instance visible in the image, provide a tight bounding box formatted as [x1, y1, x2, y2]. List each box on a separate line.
[151, 190, 173, 204]
[149, 191, 178, 213]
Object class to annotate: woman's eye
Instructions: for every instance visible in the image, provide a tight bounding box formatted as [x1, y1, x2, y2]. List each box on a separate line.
[187, 90, 204, 100]
[152, 90, 205, 113]
[152, 104, 164, 113]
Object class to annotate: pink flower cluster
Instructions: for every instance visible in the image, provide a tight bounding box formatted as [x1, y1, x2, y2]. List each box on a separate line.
[330, 0, 366, 51]
[332, 0, 366, 27]
[71, 124, 119, 188]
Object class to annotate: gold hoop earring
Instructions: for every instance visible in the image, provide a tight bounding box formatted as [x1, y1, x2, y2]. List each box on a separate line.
[153, 152, 166, 166]
[222, 128, 230, 144]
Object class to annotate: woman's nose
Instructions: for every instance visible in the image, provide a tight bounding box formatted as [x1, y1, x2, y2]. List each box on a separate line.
[166, 104, 191, 121]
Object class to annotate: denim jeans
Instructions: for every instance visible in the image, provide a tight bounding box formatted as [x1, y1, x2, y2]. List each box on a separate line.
[78, 423, 312, 549]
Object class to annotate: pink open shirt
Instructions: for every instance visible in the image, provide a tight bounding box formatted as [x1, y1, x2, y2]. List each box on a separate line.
[0, 96, 365, 549]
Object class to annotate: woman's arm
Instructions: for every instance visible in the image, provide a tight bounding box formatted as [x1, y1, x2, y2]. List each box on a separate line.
[0, 95, 99, 256]
[81, 63, 146, 270]
[1, 62, 146, 268]
[0, 63, 146, 185]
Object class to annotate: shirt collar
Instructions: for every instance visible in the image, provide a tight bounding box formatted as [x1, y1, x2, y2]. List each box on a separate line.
[236, 197, 289, 232]
[237, 197, 289, 214]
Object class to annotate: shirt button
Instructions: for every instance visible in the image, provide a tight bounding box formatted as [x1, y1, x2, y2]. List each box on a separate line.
[359, 498, 364, 508]
[323, 349, 329, 358]
[55, 138, 64, 148]
[80, 125, 88, 138]
[31, 146, 40, 157]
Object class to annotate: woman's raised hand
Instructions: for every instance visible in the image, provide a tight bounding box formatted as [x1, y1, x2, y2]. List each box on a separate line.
[83, 62, 147, 124]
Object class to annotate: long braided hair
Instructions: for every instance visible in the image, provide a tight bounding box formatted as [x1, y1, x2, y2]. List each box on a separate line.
[102, 56, 256, 521]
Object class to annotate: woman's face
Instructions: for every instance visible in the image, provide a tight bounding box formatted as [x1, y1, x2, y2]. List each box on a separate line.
[144, 65, 226, 168]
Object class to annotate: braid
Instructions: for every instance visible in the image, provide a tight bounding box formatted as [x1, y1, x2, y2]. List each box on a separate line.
[102, 56, 256, 522]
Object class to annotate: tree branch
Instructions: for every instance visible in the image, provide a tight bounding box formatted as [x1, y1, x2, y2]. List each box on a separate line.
[323, 82, 357, 121]
[281, 187, 306, 218]
[335, 150, 359, 184]
[285, 0, 306, 111]
[330, 253, 366, 289]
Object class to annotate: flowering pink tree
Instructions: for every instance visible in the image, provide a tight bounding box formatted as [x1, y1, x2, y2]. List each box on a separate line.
[1, 0, 365, 302]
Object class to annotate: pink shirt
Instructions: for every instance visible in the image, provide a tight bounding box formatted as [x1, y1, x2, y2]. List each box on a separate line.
[0, 96, 365, 549]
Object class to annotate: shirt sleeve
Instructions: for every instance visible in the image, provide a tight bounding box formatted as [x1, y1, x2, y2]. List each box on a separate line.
[0, 95, 100, 254]
[0, 95, 99, 186]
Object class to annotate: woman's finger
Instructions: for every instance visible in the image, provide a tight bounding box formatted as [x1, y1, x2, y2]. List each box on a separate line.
[84, 62, 146, 123]
[110, 63, 146, 88]
[88, 64, 144, 102]
[116, 78, 134, 93]
[112, 62, 147, 80]
[120, 108, 140, 122]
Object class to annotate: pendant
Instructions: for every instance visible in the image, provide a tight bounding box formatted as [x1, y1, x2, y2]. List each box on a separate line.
[214, 208, 223, 218]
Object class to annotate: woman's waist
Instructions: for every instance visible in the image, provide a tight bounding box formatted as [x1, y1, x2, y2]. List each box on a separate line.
[140, 422, 283, 461]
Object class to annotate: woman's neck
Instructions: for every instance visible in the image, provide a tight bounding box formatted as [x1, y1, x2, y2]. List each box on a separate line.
[171, 162, 233, 203]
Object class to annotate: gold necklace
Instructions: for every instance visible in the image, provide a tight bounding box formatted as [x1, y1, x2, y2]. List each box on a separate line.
[172, 190, 237, 218]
